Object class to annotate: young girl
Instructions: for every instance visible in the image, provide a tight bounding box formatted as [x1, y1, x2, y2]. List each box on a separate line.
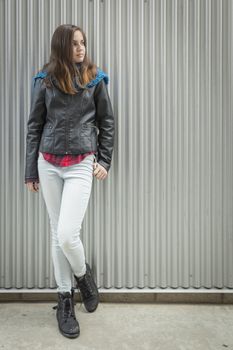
[24, 24, 115, 339]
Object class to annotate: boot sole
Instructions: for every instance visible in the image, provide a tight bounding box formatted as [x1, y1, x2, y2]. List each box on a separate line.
[58, 327, 80, 338]
[56, 313, 80, 338]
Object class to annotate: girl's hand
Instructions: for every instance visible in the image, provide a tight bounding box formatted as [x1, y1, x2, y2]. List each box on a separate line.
[26, 182, 39, 193]
[93, 162, 108, 180]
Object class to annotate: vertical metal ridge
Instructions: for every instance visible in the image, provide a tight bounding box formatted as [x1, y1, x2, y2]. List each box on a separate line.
[4, 0, 12, 288]
[194, 0, 201, 287]
[205, 0, 212, 287]
[137, 0, 145, 287]
[171, 0, 178, 287]
[160, 0, 167, 287]
[125, 0, 134, 288]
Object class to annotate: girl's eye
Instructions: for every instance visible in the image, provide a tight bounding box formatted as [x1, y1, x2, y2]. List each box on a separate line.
[73, 41, 85, 46]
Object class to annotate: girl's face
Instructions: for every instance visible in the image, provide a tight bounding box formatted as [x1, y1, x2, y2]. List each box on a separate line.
[72, 30, 86, 63]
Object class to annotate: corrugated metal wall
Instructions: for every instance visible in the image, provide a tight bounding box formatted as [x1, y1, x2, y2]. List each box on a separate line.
[0, 0, 232, 291]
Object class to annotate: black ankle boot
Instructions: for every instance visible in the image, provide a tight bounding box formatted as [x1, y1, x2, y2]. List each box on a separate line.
[53, 287, 80, 338]
[74, 263, 99, 313]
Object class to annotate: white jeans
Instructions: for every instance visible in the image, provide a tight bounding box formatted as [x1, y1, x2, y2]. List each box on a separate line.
[37, 151, 94, 293]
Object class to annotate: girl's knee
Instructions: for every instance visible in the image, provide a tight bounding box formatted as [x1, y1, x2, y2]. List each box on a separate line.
[58, 226, 82, 251]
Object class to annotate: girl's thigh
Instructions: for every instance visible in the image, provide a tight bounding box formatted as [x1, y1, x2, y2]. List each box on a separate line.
[57, 155, 94, 236]
[37, 152, 64, 225]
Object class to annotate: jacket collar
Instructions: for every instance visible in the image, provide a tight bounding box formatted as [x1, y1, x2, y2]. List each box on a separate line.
[33, 66, 109, 89]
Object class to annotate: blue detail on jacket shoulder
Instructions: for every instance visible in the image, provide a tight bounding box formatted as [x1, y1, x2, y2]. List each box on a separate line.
[86, 68, 109, 87]
[33, 67, 109, 88]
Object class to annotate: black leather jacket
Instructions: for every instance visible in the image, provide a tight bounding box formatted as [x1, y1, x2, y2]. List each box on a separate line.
[24, 69, 115, 182]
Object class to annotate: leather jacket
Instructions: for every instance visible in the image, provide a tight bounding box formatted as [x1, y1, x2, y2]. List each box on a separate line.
[24, 67, 115, 182]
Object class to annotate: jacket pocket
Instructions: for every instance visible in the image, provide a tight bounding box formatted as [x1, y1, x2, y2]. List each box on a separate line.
[42, 124, 54, 137]
[80, 124, 97, 150]
[40, 125, 54, 151]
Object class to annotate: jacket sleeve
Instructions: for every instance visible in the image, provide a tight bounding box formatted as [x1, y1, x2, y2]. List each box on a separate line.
[24, 77, 47, 182]
[94, 79, 115, 172]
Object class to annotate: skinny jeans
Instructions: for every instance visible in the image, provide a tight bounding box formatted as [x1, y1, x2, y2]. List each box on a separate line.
[37, 151, 94, 293]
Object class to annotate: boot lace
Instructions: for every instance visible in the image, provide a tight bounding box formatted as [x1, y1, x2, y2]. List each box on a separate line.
[78, 274, 94, 299]
[52, 287, 77, 320]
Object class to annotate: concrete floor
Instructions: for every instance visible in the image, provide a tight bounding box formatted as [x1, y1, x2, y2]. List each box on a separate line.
[0, 302, 233, 350]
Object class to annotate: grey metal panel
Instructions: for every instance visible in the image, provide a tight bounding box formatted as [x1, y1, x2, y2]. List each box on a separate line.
[0, 0, 232, 290]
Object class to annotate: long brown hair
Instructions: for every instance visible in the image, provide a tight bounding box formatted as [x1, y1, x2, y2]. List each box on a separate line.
[40, 24, 97, 94]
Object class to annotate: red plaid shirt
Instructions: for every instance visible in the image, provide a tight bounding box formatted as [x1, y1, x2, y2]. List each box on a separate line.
[25, 151, 96, 184]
